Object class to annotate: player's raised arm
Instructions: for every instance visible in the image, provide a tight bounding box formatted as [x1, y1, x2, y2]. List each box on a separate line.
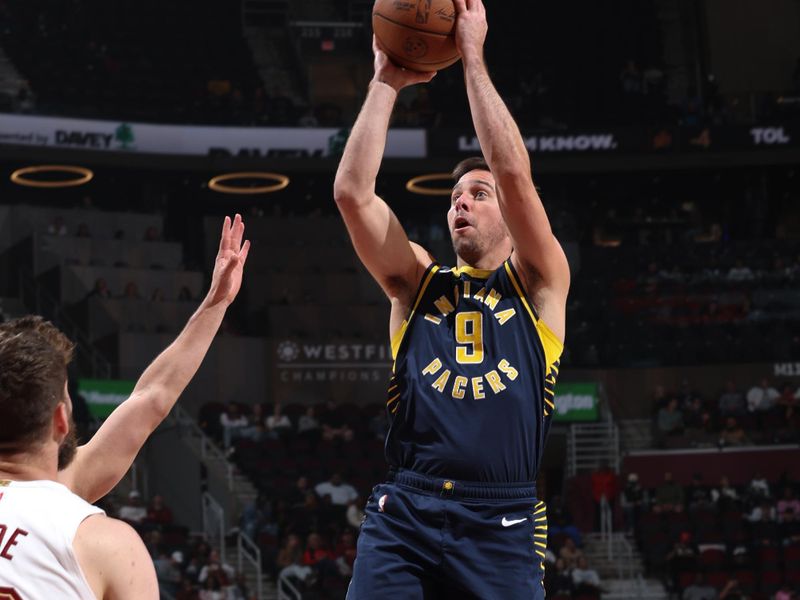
[60, 215, 250, 503]
[453, 0, 570, 338]
[333, 37, 435, 304]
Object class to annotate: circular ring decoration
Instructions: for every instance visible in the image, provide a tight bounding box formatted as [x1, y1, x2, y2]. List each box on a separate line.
[208, 172, 290, 195]
[406, 173, 454, 197]
[10, 165, 94, 189]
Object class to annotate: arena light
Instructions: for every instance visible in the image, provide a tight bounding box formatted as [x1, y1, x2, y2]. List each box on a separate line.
[10, 165, 94, 188]
[406, 173, 453, 197]
[208, 172, 290, 195]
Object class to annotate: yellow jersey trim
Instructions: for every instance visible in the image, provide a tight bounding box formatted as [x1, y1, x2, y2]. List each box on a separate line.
[450, 265, 494, 279]
[504, 261, 564, 372]
[391, 265, 440, 361]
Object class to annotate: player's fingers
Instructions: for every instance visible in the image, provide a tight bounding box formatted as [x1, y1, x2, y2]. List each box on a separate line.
[239, 239, 251, 266]
[230, 214, 244, 251]
[372, 35, 381, 55]
[219, 216, 231, 253]
[452, 0, 467, 15]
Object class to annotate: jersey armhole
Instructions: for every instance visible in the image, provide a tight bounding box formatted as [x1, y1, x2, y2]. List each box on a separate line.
[503, 260, 564, 372]
[390, 262, 440, 361]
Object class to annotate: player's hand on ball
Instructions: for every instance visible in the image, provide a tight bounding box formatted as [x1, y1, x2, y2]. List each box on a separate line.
[372, 35, 436, 92]
[206, 214, 250, 308]
[452, 0, 488, 62]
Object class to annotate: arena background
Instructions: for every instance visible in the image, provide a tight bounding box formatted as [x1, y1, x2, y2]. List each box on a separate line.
[1, 1, 800, 598]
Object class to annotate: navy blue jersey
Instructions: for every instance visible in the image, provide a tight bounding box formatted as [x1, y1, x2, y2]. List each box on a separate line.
[385, 260, 563, 483]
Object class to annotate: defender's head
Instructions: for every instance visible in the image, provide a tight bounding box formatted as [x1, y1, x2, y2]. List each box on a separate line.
[0, 316, 78, 470]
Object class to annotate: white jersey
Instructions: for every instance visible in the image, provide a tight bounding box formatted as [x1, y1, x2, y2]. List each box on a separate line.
[0, 479, 104, 600]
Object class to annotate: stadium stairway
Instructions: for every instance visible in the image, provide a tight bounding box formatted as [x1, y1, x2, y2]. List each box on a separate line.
[582, 532, 667, 599]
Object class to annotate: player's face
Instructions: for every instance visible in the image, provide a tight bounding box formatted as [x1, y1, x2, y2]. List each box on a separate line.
[57, 381, 78, 470]
[447, 170, 509, 264]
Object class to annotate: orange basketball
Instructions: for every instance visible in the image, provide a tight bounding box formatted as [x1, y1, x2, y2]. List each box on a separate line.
[372, 0, 460, 72]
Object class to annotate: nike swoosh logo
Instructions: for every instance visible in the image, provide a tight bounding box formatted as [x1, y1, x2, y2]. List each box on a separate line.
[501, 517, 527, 527]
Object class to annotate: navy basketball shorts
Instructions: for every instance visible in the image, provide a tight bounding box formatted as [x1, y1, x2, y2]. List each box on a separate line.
[347, 469, 548, 600]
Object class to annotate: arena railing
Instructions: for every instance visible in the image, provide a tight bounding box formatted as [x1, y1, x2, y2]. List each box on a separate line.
[237, 530, 264, 600]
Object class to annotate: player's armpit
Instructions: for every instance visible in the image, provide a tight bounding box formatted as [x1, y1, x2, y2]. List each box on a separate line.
[73, 515, 159, 600]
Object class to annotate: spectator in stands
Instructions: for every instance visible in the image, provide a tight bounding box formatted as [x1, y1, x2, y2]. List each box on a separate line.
[686, 473, 713, 512]
[346, 495, 365, 531]
[176, 577, 199, 600]
[123, 281, 141, 299]
[547, 496, 583, 547]
[146, 494, 174, 529]
[747, 378, 779, 413]
[320, 399, 354, 442]
[76, 222, 91, 238]
[288, 476, 312, 507]
[559, 537, 584, 569]
[303, 532, 338, 580]
[778, 487, 800, 521]
[681, 573, 717, 600]
[368, 406, 389, 441]
[682, 396, 704, 428]
[150, 288, 166, 302]
[621, 472, 646, 533]
[718, 381, 746, 417]
[718, 578, 746, 600]
[666, 531, 697, 590]
[315, 473, 358, 507]
[654, 471, 684, 513]
[727, 259, 755, 281]
[198, 574, 225, 600]
[197, 549, 235, 587]
[88, 277, 112, 298]
[745, 498, 776, 523]
[780, 507, 800, 545]
[571, 556, 602, 596]
[746, 472, 772, 502]
[144, 225, 162, 242]
[154, 551, 183, 596]
[277, 533, 314, 588]
[656, 398, 684, 443]
[334, 530, 358, 577]
[544, 558, 574, 597]
[710, 475, 740, 511]
[778, 382, 799, 416]
[47, 215, 68, 236]
[776, 584, 794, 600]
[118, 489, 147, 525]
[718, 416, 750, 447]
[590, 462, 618, 530]
[297, 405, 320, 441]
[219, 402, 248, 451]
[266, 403, 292, 439]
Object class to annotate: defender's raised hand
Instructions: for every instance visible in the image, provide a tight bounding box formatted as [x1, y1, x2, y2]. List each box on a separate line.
[207, 214, 250, 308]
[452, 0, 488, 63]
[372, 35, 436, 92]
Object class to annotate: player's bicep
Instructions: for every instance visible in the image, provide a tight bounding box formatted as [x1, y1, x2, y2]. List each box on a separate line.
[338, 193, 431, 297]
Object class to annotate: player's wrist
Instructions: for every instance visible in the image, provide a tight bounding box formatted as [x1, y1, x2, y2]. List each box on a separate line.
[370, 76, 402, 95]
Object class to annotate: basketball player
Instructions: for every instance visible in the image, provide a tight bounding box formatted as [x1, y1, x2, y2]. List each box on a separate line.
[334, 0, 569, 597]
[0, 215, 249, 598]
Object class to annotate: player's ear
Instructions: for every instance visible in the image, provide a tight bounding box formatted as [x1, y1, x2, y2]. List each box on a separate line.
[52, 401, 70, 440]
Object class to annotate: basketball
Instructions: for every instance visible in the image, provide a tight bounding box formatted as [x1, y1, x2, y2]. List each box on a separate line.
[372, 0, 460, 72]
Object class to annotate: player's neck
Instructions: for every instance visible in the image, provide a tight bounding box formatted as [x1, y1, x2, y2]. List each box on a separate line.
[455, 249, 509, 272]
[0, 449, 58, 481]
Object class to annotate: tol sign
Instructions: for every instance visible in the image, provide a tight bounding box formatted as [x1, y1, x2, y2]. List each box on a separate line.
[750, 127, 791, 145]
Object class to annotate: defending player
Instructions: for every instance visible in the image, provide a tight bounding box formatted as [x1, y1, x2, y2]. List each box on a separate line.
[334, 0, 570, 597]
[0, 215, 248, 598]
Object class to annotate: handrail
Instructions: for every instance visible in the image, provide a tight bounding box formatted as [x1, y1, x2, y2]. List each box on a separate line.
[599, 494, 613, 560]
[278, 569, 303, 600]
[202, 492, 227, 564]
[238, 531, 264, 600]
[172, 405, 235, 490]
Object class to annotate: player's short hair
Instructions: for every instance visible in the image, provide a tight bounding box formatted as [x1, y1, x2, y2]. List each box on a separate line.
[0, 316, 74, 449]
[452, 157, 491, 182]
